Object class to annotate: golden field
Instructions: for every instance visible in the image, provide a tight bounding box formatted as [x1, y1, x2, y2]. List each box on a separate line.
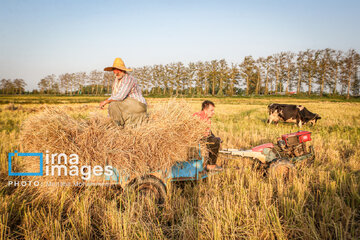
[0, 97, 359, 239]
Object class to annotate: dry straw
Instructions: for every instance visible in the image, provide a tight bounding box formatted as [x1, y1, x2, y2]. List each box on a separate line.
[20, 100, 208, 183]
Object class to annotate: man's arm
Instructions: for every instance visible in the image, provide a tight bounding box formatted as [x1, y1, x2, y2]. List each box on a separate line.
[99, 75, 135, 109]
[99, 98, 115, 109]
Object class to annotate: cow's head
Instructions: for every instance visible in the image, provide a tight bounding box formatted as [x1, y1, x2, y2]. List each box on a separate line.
[308, 114, 321, 126]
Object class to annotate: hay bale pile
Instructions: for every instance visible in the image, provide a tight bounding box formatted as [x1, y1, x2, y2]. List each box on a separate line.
[20, 100, 208, 182]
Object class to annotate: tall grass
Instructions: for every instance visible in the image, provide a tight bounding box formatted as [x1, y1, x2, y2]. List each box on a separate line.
[0, 99, 359, 239]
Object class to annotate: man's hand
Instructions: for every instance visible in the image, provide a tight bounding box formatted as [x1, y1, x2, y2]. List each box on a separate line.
[99, 100, 108, 109]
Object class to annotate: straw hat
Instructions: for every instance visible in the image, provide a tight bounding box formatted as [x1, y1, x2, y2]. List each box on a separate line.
[104, 58, 133, 72]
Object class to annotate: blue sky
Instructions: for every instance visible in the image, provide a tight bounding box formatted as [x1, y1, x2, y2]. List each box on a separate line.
[0, 0, 359, 90]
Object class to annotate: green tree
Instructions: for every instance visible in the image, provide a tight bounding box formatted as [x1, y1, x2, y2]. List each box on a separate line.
[283, 52, 295, 94]
[13, 78, 26, 94]
[239, 56, 255, 95]
[207, 60, 220, 96]
[227, 63, 239, 96]
[329, 50, 343, 95]
[295, 51, 305, 94]
[303, 49, 320, 95]
[88, 70, 103, 95]
[317, 49, 333, 96]
[263, 56, 274, 95]
[1, 79, 14, 94]
[217, 59, 228, 96]
[194, 61, 206, 96]
[342, 49, 360, 99]
[38, 78, 50, 94]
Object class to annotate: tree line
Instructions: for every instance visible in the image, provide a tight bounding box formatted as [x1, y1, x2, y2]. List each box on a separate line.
[133, 48, 359, 99]
[1, 48, 359, 99]
[0, 79, 27, 94]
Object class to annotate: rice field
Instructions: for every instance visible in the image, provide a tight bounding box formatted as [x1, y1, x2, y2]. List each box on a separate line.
[0, 97, 359, 239]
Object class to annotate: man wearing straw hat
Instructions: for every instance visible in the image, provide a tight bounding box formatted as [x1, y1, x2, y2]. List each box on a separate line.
[99, 58, 147, 128]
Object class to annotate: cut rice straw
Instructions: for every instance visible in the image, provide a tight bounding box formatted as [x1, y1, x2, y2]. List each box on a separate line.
[20, 100, 208, 184]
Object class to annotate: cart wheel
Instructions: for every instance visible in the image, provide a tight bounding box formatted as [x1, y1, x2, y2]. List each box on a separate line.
[126, 176, 167, 206]
[269, 159, 295, 180]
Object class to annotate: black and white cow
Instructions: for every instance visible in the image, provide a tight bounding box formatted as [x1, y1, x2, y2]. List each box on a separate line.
[267, 103, 321, 127]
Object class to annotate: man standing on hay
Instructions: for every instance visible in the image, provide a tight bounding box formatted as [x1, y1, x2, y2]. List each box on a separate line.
[193, 100, 222, 171]
[99, 58, 147, 128]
